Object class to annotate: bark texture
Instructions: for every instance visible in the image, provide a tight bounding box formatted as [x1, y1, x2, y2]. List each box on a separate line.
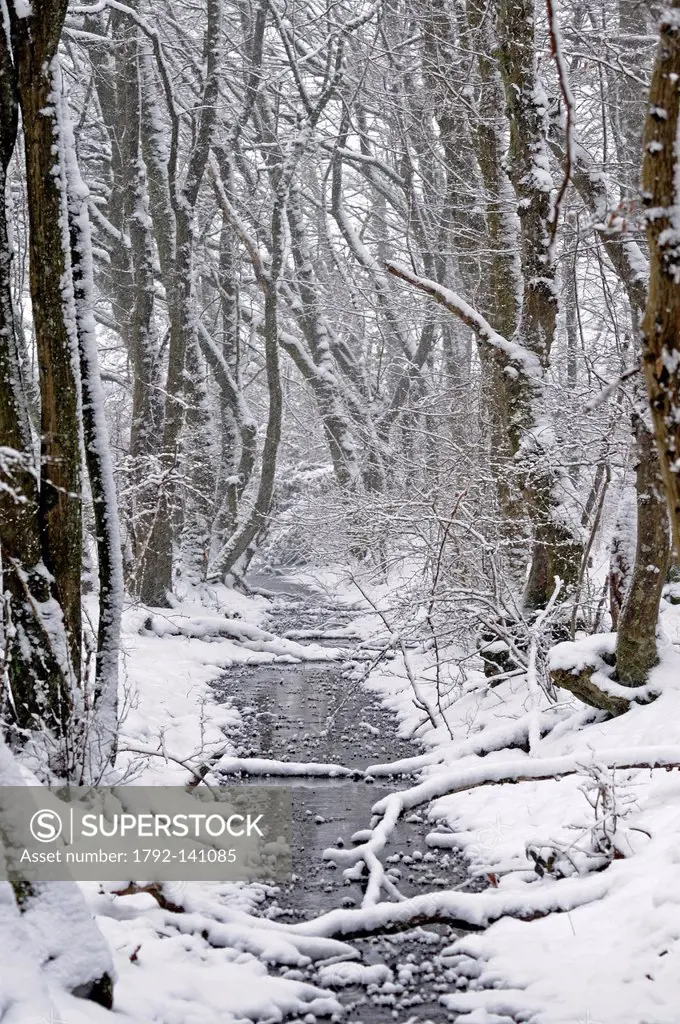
[564, 129, 669, 688]
[615, 409, 669, 685]
[10, 1, 82, 679]
[640, 4, 680, 557]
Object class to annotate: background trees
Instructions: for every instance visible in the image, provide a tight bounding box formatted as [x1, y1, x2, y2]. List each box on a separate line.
[1, 0, 676, 761]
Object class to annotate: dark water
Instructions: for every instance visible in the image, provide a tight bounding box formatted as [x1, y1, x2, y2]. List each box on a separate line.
[211, 591, 475, 1023]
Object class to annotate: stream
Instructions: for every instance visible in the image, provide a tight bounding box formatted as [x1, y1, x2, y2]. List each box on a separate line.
[212, 581, 474, 1024]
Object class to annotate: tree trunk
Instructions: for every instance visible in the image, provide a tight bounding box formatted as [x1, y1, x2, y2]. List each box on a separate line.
[640, 4, 680, 556]
[61, 92, 123, 756]
[10, 2, 83, 678]
[496, 0, 581, 609]
[137, 0, 221, 603]
[562, 128, 670, 686]
[0, 69, 72, 734]
[615, 408, 670, 685]
[213, 201, 284, 577]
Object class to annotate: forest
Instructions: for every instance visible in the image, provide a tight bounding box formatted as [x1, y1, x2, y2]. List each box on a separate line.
[1, 0, 680, 1021]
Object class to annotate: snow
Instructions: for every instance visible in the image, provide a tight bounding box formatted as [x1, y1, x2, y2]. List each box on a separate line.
[549, 634, 661, 704]
[10, 554, 680, 1024]
[317, 961, 392, 987]
[142, 609, 349, 660]
[0, 739, 115, 1020]
[548, 630, 617, 672]
[115, 585, 273, 784]
[340, 563, 680, 1024]
[95, 924, 341, 1024]
[385, 262, 543, 378]
[2, 581, 359, 1024]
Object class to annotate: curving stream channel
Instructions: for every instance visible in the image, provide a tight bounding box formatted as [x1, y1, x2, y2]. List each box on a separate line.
[212, 584, 475, 1024]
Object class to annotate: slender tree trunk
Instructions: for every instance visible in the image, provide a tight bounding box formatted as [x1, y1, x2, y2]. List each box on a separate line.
[197, 321, 257, 540]
[212, 151, 251, 537]
[284, 190, 361, 489]
[138, 0, 221, 603]
[61, 91, 123, 754]
[616, 406, 670, 685]
[136, 206, 191, 603]
[214, 200, 284, 577]
[88, 8, 163, 590]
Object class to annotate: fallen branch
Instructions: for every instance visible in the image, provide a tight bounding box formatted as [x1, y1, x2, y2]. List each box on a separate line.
[118, 743, 225, 790]
[366, 706, 604, 777]
[324, 747, 680, 905]
[287, 870, 612, 939]
[217, 755, 363, 778]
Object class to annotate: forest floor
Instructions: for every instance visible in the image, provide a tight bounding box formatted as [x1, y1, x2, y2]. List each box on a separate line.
[53, 567, 680, 1024]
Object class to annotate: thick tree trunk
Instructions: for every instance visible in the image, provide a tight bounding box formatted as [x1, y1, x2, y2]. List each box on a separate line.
[640, 5, 680, 556]
[0, 43, 70, 733]
[563, 131, 669, 686]
[495, 0, 582, 609]
[0, 159, 72, 732]
[10, 3, 83, 678]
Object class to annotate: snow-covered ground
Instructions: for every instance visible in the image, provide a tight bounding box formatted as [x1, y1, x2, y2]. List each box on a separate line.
[20, 580, 352, 1024]
[341, 570, 680, 1024]
[17, 570, 680, 1024]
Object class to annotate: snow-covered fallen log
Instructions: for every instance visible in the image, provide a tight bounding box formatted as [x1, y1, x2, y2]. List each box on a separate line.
[141, 611, 351, 660]
[175, 910, 358, 966]
[152, 885, 360, 963]
[283, 627, 361, 641]
[217, 755, 362, 778]
[549, 633, 658, 715]
[366, 705, 604, 777]
[286, 870, 613, 939]
[371, 746, 680, 815]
